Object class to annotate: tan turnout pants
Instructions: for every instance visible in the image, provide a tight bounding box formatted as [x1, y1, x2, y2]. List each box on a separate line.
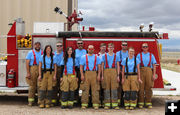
[138, 67, 154, 106]
[122, 75, 139, 107]
[80, 71, 100, 107]
[60, 74, 78, 92]
[102, 68, 119, 108]
[39, 71, 55, 105]
[60, 74, 78, 106]
[26, 65, 39, 103]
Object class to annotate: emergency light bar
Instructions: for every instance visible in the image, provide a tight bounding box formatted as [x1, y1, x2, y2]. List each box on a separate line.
[56, 31, 160, 38]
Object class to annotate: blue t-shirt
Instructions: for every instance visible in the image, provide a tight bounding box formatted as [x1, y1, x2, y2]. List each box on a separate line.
[26, 49, 42, 66]
[121, 57, 140, 73]
[80, 54, 101, 71]
[39, 55, 56, 69]
[60, 57, 78, 74]
[98, 53, 106, 64]
[116, 50, 128, 62]
[98, 55, 103, 64]
[75, 49, 87, 68]
[102, 53, 120, 68]
[54, 51, 64, 66]
[136, 52, 157, 68]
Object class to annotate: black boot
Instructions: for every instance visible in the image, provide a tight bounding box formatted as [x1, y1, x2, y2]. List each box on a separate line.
[68, 91, 75, 109]
[130, 91, 138, 109]
[61, 91, 69, 109]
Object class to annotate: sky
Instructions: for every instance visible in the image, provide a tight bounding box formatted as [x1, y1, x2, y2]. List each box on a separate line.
[78, 0, 180, 49]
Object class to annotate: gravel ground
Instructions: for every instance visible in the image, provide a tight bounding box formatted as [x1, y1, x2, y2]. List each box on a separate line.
[0, 93, 180, 115]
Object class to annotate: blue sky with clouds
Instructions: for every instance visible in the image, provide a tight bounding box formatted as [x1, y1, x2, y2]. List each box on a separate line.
[78, 0, 180, 49]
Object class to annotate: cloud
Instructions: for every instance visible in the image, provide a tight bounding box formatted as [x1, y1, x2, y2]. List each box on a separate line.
[78, 0, 180, 39]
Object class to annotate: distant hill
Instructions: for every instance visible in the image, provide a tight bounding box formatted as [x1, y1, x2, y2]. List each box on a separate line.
[162, 48, 180, 52]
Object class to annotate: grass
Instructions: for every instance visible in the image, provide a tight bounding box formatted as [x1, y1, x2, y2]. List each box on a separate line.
[161, 52, 180, 73]
[161, 63, 180, 73]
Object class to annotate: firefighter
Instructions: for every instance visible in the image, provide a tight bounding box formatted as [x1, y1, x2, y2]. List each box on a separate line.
[38, 45, 57, 108]
[26, 42, 42, 106]
[80, 45, 101, 109]
[60, 47, 78, 109]
[116, 41, 129, 106]
[75, 39, 87, 104]
[52, 41, 64, 106]
[101, 43, 120, 110]
[98, 43, 106, 107]
[121, 47, 142, 110]
[137, 43, 157, 109]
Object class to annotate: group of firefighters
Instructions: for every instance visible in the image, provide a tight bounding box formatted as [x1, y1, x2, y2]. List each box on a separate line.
[26, 39, 157, 110]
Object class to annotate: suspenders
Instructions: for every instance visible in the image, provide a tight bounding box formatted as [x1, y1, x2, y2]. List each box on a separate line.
[125, 57, 137, 78]
[85, 54, 97, 71]
[32, 49, 43, 65]
[140, 53, 152, 67]
[105, 53, 116, 68]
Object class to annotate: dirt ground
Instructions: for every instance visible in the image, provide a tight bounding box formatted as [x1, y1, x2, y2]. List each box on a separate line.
[0, 93, 180, 115]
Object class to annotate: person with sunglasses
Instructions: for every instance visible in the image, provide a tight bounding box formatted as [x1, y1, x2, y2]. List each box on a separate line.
[75, 39, 87, 104]
[136, 43, 157, 109]
[51, 41, 64, 106]
[116, 41, 129, 106]
[101, 43, 120, 110]
[80, 45, 101, 109]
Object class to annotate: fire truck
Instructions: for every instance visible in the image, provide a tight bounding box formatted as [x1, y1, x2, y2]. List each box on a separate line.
[0, 17, 175, 93]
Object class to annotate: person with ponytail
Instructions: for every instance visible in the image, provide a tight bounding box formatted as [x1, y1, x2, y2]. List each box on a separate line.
[59, 47, 78, 109]
[38, 45, 57, 108]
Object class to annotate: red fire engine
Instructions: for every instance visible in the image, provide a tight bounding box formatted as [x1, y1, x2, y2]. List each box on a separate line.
[0, 16, 175, 92]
